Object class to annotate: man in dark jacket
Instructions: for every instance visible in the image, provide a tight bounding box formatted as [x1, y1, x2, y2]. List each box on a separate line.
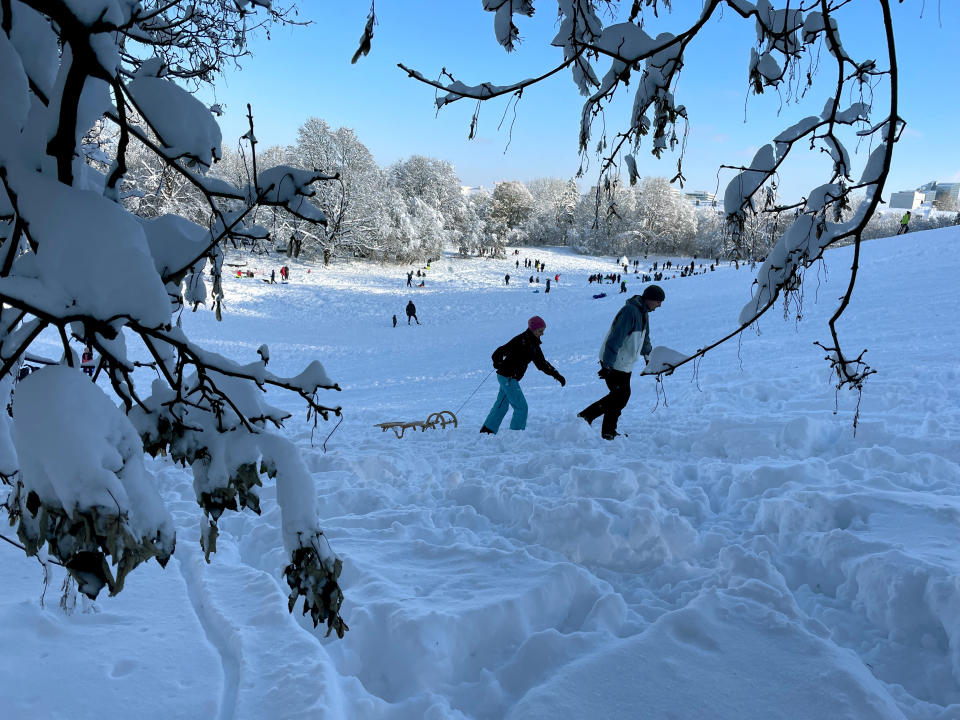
[406, 300, 420, 325]
[578, 285, 665, 439]
[480, 316, 565, 434]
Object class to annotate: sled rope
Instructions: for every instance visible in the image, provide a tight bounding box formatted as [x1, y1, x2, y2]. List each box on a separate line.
[454, 369, 493, 416]
[322, 414, 344, 453]
[372, 370, 490, 439]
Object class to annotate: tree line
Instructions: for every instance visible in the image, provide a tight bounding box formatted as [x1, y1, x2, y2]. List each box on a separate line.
[118, 113, 957, 268]
[109, 114, 775, 264]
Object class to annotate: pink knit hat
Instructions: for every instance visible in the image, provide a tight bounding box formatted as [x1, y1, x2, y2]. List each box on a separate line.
[528, 316, 546, 331]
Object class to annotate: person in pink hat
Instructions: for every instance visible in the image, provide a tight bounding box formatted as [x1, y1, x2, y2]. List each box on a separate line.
[480, 316, 565, 434]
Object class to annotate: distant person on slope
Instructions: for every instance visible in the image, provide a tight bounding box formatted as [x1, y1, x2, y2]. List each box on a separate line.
[480, 316, 565, 434]
[898, 211, 912, 235]
[406, 300, 420, 325]
[578, 285, 665, 440]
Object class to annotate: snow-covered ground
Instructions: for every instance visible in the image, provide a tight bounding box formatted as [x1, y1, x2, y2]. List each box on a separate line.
[3, 228, 960, 720]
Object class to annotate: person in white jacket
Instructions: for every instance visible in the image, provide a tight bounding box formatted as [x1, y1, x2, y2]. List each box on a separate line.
[577, 285, 665, 439]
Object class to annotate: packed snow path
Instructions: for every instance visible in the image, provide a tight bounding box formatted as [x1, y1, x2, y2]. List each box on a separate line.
[3, 229, 960, 719]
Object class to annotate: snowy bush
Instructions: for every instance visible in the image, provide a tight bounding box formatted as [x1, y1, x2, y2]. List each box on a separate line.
[0, 0, 346, 637]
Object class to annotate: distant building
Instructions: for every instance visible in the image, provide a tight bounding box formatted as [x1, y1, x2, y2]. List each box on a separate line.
[932, 183, 960, 210]
[889, 190, 924, 210]
[892, 181, 960, 210]
[685, 190, 718, 207]
[916, 182, 938, 204]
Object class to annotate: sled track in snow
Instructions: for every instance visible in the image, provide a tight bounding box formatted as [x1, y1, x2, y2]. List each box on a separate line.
[159, 466, 241, 720]
[176, 549, 242, 720]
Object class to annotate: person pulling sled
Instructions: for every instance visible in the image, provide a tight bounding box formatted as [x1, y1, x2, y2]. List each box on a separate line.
[480, 316, 565, 434]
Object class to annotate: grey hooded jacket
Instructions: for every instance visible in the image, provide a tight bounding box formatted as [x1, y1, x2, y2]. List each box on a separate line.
[599, 295, 652, 372]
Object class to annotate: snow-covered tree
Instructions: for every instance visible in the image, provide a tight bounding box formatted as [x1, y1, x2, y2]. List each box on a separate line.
[729, 187, 791, 262]
[556, 178, 581, 242]
[456, 190, 493, 256]
[0, 1, 346, 636]
[388, 0, 901, 412]
[632, 177, 696, 255]
[385, 155, 468, 259]
[293, 118, 383, 258]
[390, 156, 458, 212]
[213, 143, 303, 255]
[572, 178, 637, 256]
[485, 181, 533, 252]
[523, 177, 580, 246]
[692, 207, 726, 258]
[489, 180, 535, 232]
[115, 121, 212, 228]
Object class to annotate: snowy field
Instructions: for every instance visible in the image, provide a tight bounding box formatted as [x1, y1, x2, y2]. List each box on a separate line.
[3, 227, 960, 720]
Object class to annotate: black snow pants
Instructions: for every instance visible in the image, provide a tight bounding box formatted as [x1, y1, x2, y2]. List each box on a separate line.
[579, 369, 632, 435]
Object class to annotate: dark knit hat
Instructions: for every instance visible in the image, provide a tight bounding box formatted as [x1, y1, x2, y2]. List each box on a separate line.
[528, 315, 546, 331]
[641, 285, 665, 302]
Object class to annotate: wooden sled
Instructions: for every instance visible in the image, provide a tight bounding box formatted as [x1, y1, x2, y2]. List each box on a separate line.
[375, 410, 458, 439]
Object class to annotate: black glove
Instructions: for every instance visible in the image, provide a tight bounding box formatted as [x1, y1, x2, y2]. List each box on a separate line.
[597, 366, 610, 380]
[556, 374, 566, 387]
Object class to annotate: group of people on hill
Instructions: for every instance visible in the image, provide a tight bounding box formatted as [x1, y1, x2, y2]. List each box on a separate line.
[266, 266, 290, 283]
[406, 269, 427, 288]
[589, 273, 623, 284]
[480, 284, 666, 441]
[517, 258, 547, 272]
[404, 259, 435, 287]
[233, 265, 290, 282]
[587, 255, 725, 293]
[521, 272, 561, 291]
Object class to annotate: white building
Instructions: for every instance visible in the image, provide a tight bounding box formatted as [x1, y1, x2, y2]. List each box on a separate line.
[891, 181, 960, 210]
[889, 190, 924, 210]
[685, 190, 718, 207]
[932, 182, 960, 209]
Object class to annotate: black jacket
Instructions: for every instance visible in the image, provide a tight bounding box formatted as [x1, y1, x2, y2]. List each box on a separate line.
[492, 329, 560, 382]
[406, 302, 416, 316]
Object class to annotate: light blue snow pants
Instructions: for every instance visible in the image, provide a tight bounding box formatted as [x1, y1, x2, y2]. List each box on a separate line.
[482, 374, 528, 432]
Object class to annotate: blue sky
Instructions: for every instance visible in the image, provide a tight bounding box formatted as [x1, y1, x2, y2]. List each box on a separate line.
[202, 2, 960, 204]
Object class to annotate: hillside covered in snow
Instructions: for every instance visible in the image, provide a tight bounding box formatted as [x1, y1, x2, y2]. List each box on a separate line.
[3, 227, 959, 720]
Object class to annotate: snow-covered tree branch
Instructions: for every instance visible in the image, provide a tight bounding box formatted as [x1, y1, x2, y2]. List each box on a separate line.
[0, 0, 347, 637]
[388, 0, 900, 407]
